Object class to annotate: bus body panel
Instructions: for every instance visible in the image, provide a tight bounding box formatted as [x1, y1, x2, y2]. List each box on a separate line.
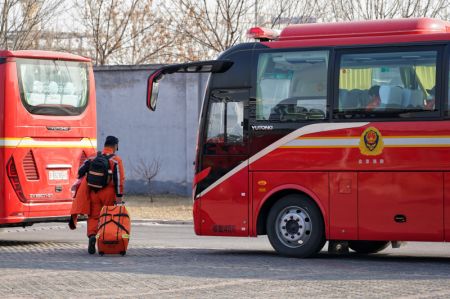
[196, 166, 249, 236]
[0, 52, 96, 226]
[278, 19, 450, 41]
[263, 32, 450, 50]
[358, 171, 444, 241]
[248, 122, 447, 241]
[194, 119, 448, 241]
[251, 176, 330, 238]
[329, 172, 358, 240]
[444, 173, 450, 241]
[250, 122, 450, 172]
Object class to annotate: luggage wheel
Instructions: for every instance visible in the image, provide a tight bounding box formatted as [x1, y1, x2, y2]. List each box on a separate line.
[99, 252, 105, 256]
[120, 251, 126, 256]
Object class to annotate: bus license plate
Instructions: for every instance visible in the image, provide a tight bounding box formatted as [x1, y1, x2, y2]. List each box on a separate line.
[49, 170, 68, 181]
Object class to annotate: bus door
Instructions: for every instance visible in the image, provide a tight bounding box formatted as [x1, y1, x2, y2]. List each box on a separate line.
[196, 89, 250, 236]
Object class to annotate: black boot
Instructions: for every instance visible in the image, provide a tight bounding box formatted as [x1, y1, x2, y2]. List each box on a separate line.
[68, 216, 76, 230]
[88, 235, 96, 254]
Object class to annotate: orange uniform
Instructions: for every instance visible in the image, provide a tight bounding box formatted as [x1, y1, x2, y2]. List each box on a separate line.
[78, 146, 125, 237]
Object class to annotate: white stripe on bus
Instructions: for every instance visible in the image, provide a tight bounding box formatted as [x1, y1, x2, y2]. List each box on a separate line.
[0, 138, 97, 148]
[282, 136, 450, 148]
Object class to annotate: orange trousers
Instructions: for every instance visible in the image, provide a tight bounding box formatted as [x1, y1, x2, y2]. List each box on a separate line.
[87, 186, 116, 237]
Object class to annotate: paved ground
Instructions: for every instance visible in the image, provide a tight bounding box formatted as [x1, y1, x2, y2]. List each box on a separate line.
[0, 222, 449, 298]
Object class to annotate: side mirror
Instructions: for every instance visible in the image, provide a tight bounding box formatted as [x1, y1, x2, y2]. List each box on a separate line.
[146, 71, 162, 111]
[146, 60, 234, 111]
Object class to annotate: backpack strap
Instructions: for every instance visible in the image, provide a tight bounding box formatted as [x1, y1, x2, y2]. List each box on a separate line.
[105, 154, 115, 160]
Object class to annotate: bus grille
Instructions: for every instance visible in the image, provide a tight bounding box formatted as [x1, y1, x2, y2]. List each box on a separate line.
[23, 150, 39, 180]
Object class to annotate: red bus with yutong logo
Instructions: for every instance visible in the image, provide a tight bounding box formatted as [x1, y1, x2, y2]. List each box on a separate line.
[147, 18, 450, 257]
[0, 50, 96, 228]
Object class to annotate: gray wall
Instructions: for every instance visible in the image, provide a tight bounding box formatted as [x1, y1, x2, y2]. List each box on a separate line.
[94, 65, 208, 196]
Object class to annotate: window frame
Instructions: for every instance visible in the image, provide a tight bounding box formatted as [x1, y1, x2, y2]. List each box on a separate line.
[332, 45, 445, 122]
[202, 88, 250, 156]
[443, 44, 450, 118]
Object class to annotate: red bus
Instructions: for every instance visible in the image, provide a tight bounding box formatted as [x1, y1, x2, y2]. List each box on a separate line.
[0, 50, 96, 228]
[147, 18, 450, 257]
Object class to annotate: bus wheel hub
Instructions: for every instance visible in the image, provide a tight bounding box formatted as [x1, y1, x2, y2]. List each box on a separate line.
[278, 208, 311, 244]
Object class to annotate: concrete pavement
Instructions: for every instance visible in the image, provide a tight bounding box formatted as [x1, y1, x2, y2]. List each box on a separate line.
[0, 222, 449, 298]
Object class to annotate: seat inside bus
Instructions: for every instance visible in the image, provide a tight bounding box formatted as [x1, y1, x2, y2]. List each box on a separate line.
[378, 85, 403, 108]
[339, 86, 426, 111]
[262, 64, 327, 121]
[61, 82, 79, 106]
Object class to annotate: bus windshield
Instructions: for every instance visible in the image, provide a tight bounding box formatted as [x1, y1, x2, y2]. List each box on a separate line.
[16, 59, 89, 116]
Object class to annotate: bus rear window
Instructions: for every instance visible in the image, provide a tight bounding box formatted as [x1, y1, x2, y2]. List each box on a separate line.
[16, 59, 89, 116]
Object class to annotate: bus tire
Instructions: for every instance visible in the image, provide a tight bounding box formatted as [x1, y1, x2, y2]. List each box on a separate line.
[266, 194, 325, 258]
[348, 241, 390, 254]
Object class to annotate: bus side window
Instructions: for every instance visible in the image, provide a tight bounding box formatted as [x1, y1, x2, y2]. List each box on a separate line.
[336, 49, 438, 119]
[256, 50, 329, 122]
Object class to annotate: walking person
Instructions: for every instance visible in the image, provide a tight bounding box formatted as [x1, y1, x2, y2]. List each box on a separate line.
[77, 135, 125, 254]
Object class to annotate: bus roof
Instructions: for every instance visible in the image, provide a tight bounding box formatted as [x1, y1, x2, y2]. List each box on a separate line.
[278, 18, 450, 41]
[0, 50, 90, 62]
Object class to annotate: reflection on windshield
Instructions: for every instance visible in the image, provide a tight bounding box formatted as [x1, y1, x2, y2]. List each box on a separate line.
[17, 59, 89, 116]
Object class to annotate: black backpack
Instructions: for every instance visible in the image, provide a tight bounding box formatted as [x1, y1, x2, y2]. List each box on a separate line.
[86, 152, 114, 190]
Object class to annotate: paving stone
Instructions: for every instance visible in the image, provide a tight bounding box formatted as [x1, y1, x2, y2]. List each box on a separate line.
[0, 224, 449, 298]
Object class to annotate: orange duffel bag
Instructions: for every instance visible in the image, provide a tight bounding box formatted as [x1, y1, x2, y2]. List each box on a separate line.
[97, 205, 131, 256]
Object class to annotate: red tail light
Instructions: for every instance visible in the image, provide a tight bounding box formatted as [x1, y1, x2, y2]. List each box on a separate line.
[7, 157, 26, 202]
[23, 150, 39, 180]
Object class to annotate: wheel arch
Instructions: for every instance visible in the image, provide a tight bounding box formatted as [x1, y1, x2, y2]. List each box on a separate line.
[255, 184, 328, 238]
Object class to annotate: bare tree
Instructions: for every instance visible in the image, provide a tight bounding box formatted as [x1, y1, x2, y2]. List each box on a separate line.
[113, 5, 175, 65]
[76, 0, 176, 65]
[259, 0, 324, 29]
[0, 0, 62, 50]
[327, 0, 450, 21]
[398, 0, 449, 18]
[163, 0, 254, 61]
[133, 158, 161, 202]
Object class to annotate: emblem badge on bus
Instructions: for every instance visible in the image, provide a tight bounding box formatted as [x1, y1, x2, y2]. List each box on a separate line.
[359, 127, 384, 156]
[251, 125, 273, 131]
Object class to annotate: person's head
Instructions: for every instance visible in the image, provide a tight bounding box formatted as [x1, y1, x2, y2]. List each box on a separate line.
[368, 85, 381, 99]
[104, 135, 119, 152]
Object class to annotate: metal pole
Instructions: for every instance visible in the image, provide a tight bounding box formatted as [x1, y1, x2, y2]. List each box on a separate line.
[255, 0, 257, 26]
